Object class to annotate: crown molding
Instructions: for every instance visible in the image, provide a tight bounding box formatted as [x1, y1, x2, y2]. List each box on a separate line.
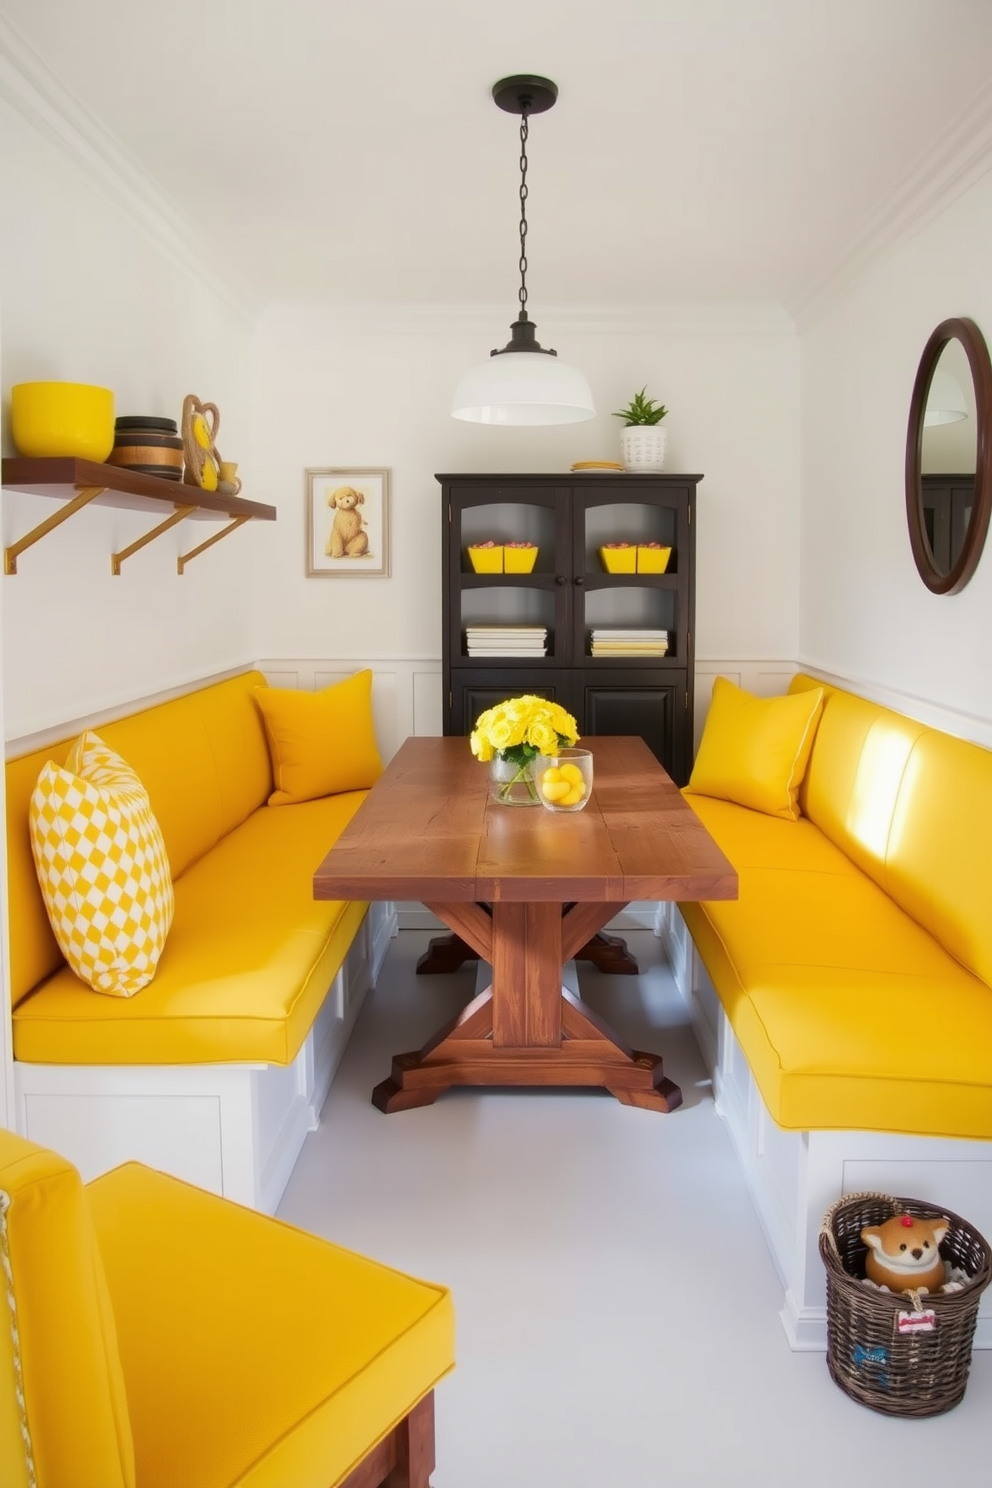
[259, 301, 797, 338]
[0, 14, 258, 326]
[789, 80, 992, 330]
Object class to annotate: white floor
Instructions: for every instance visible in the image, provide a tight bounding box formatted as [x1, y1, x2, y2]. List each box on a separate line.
[279, 929, 991, 1487]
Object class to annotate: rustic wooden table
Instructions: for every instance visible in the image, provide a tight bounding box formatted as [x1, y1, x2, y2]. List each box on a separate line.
[313, 736, 737, 1114]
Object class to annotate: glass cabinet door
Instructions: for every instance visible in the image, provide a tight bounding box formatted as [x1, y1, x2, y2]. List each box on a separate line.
[569, 482, 691, 669]
[448, 484, 570, 668]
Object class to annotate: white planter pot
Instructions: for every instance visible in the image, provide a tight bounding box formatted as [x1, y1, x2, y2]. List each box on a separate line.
[620, 425, 668, 472]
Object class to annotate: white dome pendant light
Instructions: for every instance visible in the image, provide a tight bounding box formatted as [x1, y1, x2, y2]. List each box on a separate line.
[451, 75, 595, 426]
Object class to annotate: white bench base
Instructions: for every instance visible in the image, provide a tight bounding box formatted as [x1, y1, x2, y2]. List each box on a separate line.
[656, 901, 992, 1350]
[13, 902, 396, 1215]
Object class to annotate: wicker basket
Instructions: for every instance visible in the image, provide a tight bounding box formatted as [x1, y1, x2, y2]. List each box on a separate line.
[820, 1192, 991, 1417]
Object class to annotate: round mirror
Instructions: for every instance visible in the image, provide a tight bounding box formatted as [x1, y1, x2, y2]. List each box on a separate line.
[906, 316, 992, 594]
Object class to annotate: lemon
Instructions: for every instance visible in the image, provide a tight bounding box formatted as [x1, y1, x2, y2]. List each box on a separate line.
[559, 762, 584, 786]
[559, 786, 585, 806]
[541, 780, 571, 802]
[541, 767, 564, 785]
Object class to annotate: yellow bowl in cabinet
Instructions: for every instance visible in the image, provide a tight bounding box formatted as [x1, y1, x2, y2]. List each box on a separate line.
[637, 545, 672, 573]
[11, 382, 115, 461]
[468, 545, 504, 573]
[503, 546, 538, 573]
[599, 545, 636, 573]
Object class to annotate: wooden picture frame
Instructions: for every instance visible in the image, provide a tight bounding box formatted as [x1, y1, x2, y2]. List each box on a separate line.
[305, 467, 391, 577]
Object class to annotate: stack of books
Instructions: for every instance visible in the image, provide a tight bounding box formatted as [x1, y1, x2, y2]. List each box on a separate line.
[590, 628, 669, 657]
[466, 626, 548, 658]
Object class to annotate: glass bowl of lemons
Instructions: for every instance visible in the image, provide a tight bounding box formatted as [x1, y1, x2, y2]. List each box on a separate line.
[534, 750, 593, 812]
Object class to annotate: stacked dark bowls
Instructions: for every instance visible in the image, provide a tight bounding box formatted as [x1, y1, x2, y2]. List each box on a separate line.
[108, 415, 184, 481]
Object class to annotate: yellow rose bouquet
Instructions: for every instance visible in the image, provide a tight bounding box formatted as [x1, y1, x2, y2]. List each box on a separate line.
[470, 695, 580, 804]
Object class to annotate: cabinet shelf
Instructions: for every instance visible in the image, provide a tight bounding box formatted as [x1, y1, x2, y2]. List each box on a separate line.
[459, 656, 556, 667]
[583, 573, 680, 587]
[2, 457, 276, 575]
[459, 572, 680, 589]
[459, 572, 560, 589]
[582, 652, 681, 664]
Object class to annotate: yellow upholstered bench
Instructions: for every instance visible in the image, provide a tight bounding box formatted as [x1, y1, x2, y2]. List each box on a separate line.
[659, 674, 992, 1348]
[4, 671, 395, 1212]
[0, 1127, 454, 1488]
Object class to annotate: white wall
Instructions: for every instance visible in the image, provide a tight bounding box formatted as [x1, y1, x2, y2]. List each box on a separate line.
[0, 105, 260, 741]
[251, 305, 801, 667]
[799, 172, 992, 731]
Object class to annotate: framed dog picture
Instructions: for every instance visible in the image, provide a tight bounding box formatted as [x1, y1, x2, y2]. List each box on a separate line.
[305, 467, 391, 577]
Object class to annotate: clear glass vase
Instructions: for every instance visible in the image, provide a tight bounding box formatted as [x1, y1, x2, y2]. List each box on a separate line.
[488, 753, 541, 806]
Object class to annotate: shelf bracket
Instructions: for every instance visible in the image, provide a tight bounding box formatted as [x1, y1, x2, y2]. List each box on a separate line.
[4, 486, 106, 575]
[111, 505, 198, 575]
[178, 513, 252, 574]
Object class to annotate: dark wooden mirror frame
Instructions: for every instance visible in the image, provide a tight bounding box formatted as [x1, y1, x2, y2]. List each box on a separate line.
[905, 315, 992, 595]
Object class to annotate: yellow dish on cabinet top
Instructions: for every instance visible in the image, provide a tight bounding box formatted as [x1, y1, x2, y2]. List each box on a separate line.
[11, 381, 115, 462]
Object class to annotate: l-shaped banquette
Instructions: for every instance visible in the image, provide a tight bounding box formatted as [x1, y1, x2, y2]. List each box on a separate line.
[4, 669, 394, 1214]
[661, 673, 992, 1348]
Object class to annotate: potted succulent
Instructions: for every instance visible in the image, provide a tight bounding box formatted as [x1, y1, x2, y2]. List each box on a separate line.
[612, 386, 669, 471]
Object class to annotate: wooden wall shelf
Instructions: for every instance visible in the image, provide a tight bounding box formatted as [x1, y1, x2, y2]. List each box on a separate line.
[1, 457, 276, 575]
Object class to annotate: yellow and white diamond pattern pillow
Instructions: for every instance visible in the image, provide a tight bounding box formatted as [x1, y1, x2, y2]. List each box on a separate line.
[29, 731, 175, 996]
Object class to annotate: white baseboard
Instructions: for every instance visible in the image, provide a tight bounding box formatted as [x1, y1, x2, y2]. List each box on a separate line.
[659, 903, 992, 1351]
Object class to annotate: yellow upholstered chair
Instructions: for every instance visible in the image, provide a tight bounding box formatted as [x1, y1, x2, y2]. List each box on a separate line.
[0, 1128, 454, 1488]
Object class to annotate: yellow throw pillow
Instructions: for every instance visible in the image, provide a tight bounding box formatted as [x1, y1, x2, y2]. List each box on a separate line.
[686, 677, 825, 821]
[29, 732, 175, 996]
[255, 670, 384, 806]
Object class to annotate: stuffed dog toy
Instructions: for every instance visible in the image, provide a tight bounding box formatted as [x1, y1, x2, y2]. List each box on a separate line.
[860, 1212, 949, 1293]
[325, 486, 369, 558]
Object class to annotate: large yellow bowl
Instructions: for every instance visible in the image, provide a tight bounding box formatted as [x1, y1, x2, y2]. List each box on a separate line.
[11, 381, 115, 461]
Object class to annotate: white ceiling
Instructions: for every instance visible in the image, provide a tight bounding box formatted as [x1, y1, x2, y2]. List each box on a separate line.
[3, 0, 992, 315]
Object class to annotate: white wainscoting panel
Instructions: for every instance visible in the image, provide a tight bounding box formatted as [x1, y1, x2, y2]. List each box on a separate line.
[11, 658, 982, 769]
[693, 662, 800, 755]
[257, 655, 800, 767]
[796, 659, 992, 749]
[254, 657, 444, 763]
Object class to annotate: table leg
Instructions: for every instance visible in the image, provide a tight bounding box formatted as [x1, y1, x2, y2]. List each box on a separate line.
[416, 924, 638, 977]
[573, 931, 639, 975]
[415, 932, 480, 975]
[371, 900, 681, 1113]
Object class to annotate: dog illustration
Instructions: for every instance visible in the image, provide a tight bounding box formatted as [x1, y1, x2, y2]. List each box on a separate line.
[325, 486, 370, 558]
[861, 1213, 949, 1293]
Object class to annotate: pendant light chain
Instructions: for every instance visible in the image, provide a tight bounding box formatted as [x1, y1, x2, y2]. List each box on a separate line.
[450, 74, 595, 421]
[518, 109, 529, 317]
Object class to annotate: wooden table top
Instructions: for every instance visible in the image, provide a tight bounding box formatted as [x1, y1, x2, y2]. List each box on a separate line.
[313, 736, 738, 905]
